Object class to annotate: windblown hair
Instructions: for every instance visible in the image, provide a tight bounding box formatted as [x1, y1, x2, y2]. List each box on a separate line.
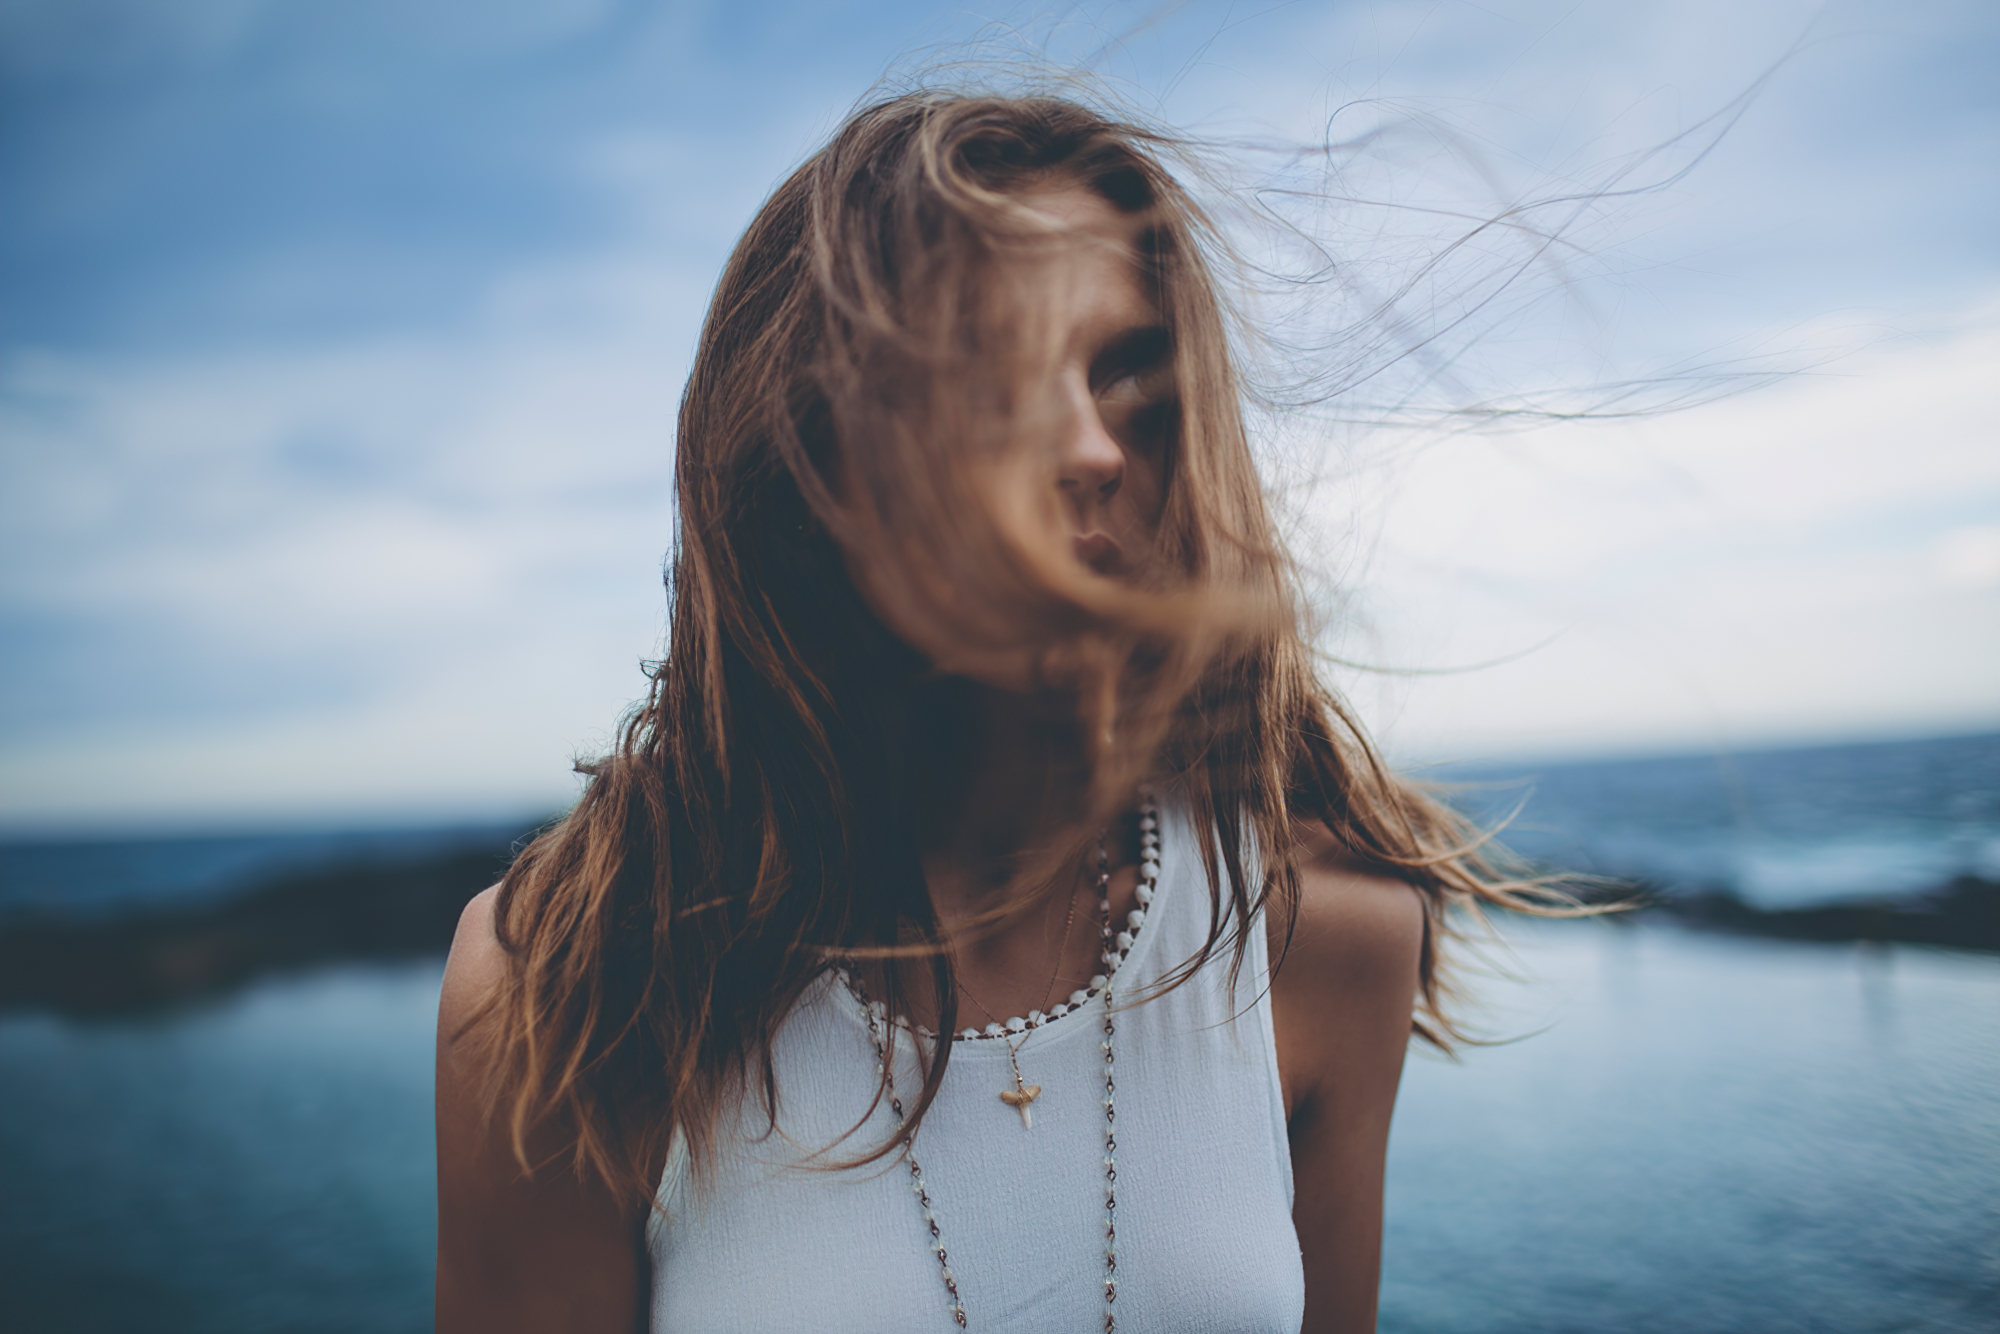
[480, 89, 1564, 1207]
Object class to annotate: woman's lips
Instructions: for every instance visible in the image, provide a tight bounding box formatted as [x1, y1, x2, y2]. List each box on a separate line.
[1073, 531, 1123, 575]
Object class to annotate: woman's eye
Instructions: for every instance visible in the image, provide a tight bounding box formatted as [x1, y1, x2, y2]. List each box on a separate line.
[1097, 365, 1172, 408]
[1100, 373, 1149, 406]
[1097, 370, 1177, 453]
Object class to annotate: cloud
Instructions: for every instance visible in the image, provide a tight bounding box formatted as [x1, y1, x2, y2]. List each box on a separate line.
[1323, 307, 2000, 761]
[3, 0, 1996, 826]
[0, 242, 708, 826]
[1936, 525, 2000, 590]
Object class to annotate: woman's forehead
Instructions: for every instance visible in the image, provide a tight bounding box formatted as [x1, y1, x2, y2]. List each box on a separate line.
[1007, 184, 1158, 341]
[1015, 181, 1130, 231]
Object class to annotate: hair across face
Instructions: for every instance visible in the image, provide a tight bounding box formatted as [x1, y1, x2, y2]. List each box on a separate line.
[678, 94, 1288, 812]
[841, 182, 1177, 687]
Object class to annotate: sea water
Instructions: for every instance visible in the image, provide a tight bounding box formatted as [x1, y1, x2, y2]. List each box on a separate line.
[1382, 922, 1999, 1332]
[0, 963, 441, 1333]
[1, 925, 1994, 1332]
[3, 733, 1996, 1330]
[1438, 732, 2000, 909]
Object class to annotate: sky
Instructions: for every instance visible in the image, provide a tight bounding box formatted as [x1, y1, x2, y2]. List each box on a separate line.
[1, 0, 1995, 832]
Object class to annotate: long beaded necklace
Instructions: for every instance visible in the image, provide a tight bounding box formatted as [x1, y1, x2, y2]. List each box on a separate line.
[851, 794, 1162, 1332]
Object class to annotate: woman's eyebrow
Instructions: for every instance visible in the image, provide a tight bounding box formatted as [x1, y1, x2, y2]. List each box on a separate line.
[1092, 324, 1173, 382]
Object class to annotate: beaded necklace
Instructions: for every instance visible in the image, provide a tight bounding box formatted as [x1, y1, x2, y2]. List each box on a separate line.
[849, 794, 1162, 1331]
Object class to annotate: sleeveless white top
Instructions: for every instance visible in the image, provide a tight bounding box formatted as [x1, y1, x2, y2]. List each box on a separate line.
[647, 800, 1305, 1332]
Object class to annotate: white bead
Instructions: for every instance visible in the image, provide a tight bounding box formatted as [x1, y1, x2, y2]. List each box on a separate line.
[1090, 974, 1107, 989]
[1128, 909, 1146, 929]
[984, 1023, 1003, 1038]
[1070, 990, 1089, 1007]
[1027, 1010, 1045, 1026]
[1134, 885, 1153, 906]
[1139, 814, 1157, 831]
[916, 1025, 934, 1038]
[1005, 1016, 1026, 1034]
[1050, 1003, 1068, 1018]
[960, 1028, 981, 1041]
[1115, 931, 1134, 952]
[1098, 897, 1112, 913]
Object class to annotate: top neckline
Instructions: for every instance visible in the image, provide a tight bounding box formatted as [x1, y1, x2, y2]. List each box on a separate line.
[829, 797, 1180, 1060]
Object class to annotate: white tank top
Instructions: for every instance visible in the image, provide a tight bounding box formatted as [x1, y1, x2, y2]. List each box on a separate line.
[647, 799, 1305, 1332]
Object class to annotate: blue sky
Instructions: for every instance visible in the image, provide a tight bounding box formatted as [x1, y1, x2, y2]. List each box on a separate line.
[2, 0, 1996, 830]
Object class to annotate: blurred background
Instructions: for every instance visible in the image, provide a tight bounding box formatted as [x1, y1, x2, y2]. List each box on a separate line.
[1, 1, 1995, 1330]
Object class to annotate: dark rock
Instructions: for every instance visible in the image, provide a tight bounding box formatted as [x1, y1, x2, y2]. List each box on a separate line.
[0, 841, 525, 1015]
[1643, 875, 2000, 952]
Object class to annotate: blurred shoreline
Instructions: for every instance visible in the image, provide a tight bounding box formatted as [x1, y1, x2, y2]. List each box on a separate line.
[1, 849, 1993, 1017]
[0, 834, 527, 1015]
[1589, 873, 2000, 952]
[4, 726, 2000, 1014]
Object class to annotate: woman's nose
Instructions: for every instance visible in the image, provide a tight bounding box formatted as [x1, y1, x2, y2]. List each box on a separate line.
[1056, 390, 1124, 513]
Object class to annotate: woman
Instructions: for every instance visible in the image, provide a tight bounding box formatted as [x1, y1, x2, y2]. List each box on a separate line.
[437, 91, 1543, 1333]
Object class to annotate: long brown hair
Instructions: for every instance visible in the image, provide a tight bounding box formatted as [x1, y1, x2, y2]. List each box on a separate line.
[481, 89, 1564, 1206]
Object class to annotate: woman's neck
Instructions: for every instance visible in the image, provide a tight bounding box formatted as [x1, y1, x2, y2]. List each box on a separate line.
[911, 683, 1085, 925]
[879, 679, 1146, 1035]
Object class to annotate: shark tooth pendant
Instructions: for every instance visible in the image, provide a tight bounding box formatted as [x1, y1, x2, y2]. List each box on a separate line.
[999, 1082, 1042, 1128]
[996, 1031, 1045, 1128]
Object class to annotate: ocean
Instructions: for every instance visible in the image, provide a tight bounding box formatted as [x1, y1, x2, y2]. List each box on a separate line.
[1, 731, 1996, 1331]
[1434, 730, 2000, 909]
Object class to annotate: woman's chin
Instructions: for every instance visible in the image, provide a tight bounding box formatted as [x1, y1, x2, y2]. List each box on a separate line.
[927, 645, 1045, 695]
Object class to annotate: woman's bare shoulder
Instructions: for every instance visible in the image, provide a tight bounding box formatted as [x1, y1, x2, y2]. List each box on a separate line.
[434, 883, 648, 1333]
[436, 884, 508, 1150]
[438, 885, 507, 1043]
[1264, 818, 1424, 1115]
[1263, 819, 1426, 1328]
[1272, 818, 1426, 996]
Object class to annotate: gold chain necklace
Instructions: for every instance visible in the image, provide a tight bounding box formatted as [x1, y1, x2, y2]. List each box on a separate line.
[954, 875, 1081, 1128]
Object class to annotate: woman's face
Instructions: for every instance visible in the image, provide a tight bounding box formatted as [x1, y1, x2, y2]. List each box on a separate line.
[1010, 184, 1173, 580]
[843, 181, 1179, 689]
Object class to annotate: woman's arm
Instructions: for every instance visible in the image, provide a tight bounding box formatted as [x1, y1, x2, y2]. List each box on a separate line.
[435, 887, 650, 1334]
[1268, 821, 1427, 1334]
